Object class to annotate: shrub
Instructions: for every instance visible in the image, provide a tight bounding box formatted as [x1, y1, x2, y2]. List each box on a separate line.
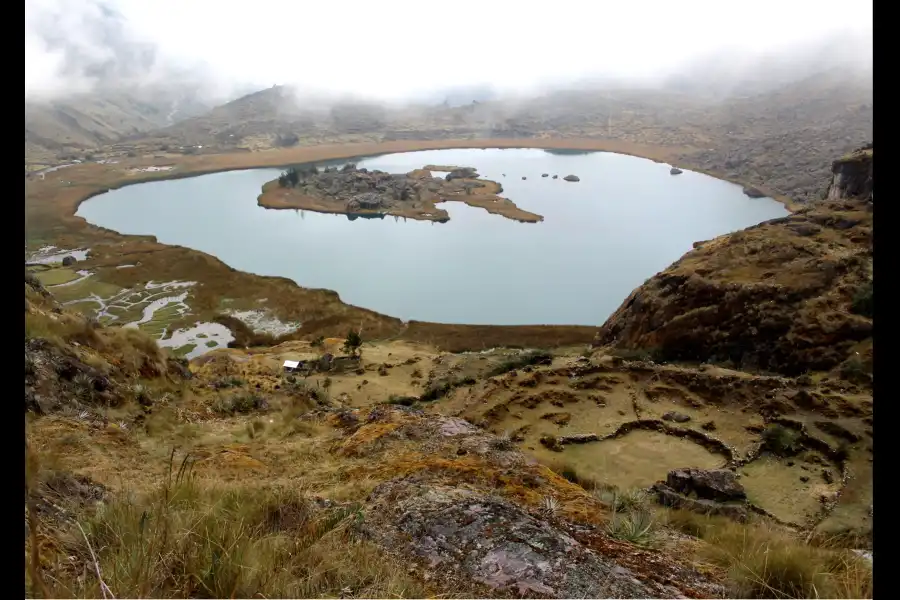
[212, 392, 268, 416]
[605, 509, 658, 546]
[761, 424, 803, 457]
[491, 431, 515, 451]
[594, 487, 650, 514]
[485, 350, 553, 378]
[850, 281, 873, 318]
[383, 395, 418, 407]
[342, 330, 363, 356]
[839, 355, 870, 384]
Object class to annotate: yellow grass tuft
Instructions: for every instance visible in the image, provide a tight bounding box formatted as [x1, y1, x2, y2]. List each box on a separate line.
[31, 470, 427, 598]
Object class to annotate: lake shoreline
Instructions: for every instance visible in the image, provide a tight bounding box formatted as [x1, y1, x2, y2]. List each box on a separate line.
[26, 138, 788, 352]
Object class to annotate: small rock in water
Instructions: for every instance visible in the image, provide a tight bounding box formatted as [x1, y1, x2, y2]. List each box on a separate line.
[563, 174, 580, 182]
[541, 173, 549, 177]
[62, 255, 77, 266]
[522, 176, 527, 180]
[552, 175, 559, 179]
[670, 167, 683, 175]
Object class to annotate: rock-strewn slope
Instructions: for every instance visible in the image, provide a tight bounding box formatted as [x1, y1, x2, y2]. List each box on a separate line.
[595, 147, 873, 379]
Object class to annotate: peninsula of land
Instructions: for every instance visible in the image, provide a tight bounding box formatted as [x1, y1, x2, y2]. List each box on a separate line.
[257, 163, 543, 223]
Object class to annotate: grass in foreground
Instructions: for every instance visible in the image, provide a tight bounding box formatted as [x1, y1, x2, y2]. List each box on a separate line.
[664, 509, 873, 599]
[27, 466, 426, 598]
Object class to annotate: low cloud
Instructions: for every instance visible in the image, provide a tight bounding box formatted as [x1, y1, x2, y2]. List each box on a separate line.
[25, 0, 872, 104]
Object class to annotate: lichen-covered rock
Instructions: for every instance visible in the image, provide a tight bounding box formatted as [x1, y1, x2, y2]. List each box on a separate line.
[361, 481, 660, 598]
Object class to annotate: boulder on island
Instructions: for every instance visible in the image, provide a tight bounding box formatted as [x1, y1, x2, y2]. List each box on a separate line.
[742, 185, 766, 198]
[670, 167, 683, 175]
[563, 174, 580, 182]
[445, 167, 479, 181]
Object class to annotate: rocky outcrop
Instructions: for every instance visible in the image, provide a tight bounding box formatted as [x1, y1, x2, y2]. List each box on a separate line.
[280, 164, 424, 213]
[742, 186, 766, 198]
[263, 163, 543, 223]
[666, 468, 746, 502]
[651, 468, 750, 521]
[445, 167, 479, 181]
[363, 481, 666, 598]
[826, 144, 873, 203]
[594, 151, 873, 379]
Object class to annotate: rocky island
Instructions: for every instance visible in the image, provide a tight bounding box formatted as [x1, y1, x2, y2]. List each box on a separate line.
[257, 163, 543, 223]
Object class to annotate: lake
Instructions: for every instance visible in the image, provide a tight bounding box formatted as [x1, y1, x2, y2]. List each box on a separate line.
[76, 148, 789, 326]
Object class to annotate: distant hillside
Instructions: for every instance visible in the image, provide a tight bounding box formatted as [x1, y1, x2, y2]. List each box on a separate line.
[126, 67, 871, 204]
[24, 89, 216, 164]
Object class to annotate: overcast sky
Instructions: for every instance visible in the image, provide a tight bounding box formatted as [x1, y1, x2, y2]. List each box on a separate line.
[25, 0, 873, 100]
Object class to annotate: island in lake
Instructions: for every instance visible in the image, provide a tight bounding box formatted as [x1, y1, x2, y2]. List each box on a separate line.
[257, 163, 543, 223]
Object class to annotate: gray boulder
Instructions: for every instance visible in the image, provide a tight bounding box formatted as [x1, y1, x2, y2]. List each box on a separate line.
[362, 481, 658, 598]
[445, 167, 479, 181]
[61, 255, 77, 266]
[742, 186, 766, 198]
[563, 175, 580, 182]
[662, 411, 691, 423]
[670, 167, 683, 175]
[665, 468, 746, 502]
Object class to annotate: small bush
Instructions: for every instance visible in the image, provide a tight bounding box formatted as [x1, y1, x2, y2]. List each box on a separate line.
[594, 487, 650, 514]
[608, 347, 664, 362]
[419, 380, 457, 402]
[383, 395, 417, 407]
[850, 281, 873, 318]
[485, 350, 553, 378]
[761, 424, 803, 457]
[491, 431, 515, 451]
[839, 355, 870, 384]
[212, 392, 268, 416]
[342, 330, 363, 356]
[605, 509, 658, 546]
[213, 376, 245, 390]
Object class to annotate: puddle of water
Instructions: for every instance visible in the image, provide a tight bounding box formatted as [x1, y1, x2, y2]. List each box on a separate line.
[26, 248, 90, 264]
[159, 322, 235, 360]
[145, 280, 196, 290]
[48, 270, 94, 288]
[128, 166, 175, 173]
[226, 309, 301, 336]
[124, 292, 190, 327]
